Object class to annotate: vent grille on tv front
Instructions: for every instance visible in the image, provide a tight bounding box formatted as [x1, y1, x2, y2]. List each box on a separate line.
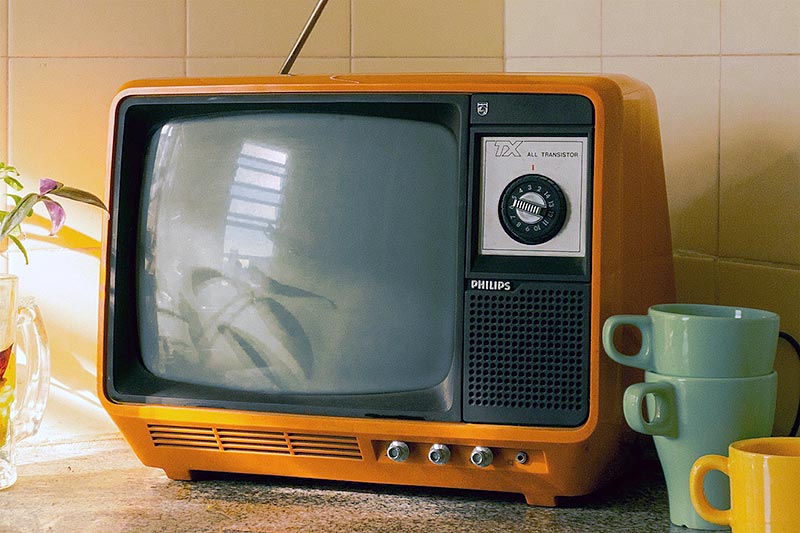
[148, 424, 363, 460]
[463, 282, 591, 427]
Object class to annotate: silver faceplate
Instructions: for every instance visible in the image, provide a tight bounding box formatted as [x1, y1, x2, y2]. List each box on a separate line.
[480, 136, 589, 257]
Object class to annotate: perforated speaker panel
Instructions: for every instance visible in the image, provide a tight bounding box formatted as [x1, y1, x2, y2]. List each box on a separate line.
[463, 282, 591, 426]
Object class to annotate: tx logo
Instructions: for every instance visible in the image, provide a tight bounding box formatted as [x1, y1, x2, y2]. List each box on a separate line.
[493, 140, 523, 157]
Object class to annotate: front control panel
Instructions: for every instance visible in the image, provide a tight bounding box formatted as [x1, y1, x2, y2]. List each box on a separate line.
[381, 440, 539, 470]
[465, 96, 593, 428]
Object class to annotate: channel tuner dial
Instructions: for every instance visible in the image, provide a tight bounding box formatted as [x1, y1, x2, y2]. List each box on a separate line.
[499, 174, 567, 245]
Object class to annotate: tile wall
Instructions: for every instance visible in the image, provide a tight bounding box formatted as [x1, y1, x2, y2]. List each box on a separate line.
[2, 0, 797, 441]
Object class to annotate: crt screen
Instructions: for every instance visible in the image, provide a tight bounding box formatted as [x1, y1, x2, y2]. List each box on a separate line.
[137, 112, 460, 395]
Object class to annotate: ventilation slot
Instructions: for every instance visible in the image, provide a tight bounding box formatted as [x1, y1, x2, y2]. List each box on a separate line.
[288, 434, 362, 459]
[148, 425, 362, 460]
[217, 429, 291, 455]
[149, 425, 218, 450]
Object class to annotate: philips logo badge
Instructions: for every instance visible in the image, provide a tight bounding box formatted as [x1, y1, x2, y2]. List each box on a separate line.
[476, 101, 489, 116]
[470, 280, 512, 291]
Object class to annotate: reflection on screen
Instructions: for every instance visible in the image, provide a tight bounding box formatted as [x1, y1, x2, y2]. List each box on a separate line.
[138, 113, 460, 395]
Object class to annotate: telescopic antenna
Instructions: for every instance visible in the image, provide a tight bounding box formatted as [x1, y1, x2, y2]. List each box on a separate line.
[280, 0, 330, 75]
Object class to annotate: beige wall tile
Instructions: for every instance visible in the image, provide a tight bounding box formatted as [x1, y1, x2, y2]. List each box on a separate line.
[505, 57, 602, 73]
[9, 0, 185, 57]
[352, 57, 504, 73]
[718, 261, 800, 334]
[187, 58, 350, 77]
[505, 0, 601, 57]
[0, 61, 6, 163]
[0, 0, 7, 57]
[718, 260, 800, 435]
[604, 56, 720, 255]
[673, 255, 717, 304]
[188, 0, 350, 58]
[719, 56, 800, 265]
[9, 247, 118, 444]
[722, 0, 800, 54]
[8, 58, 184, 242]
[603, 0, 720, 56]
[352, 0, 503, 58]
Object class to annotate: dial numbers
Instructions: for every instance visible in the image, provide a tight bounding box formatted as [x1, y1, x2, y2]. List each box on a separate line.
[499, 174, 567, 245]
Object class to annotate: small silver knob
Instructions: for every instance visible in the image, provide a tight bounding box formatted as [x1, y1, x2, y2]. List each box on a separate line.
[470, 446, 493, 468]
[428, 444, 451, 465]
[387, 441, 410, 463]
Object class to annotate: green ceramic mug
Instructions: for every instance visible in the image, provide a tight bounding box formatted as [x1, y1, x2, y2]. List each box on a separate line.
[624, 371, 777, 530]
[604, 303, 779, 377]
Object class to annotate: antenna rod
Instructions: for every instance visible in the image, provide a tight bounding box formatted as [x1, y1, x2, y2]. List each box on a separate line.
[280, 0, 330, 75]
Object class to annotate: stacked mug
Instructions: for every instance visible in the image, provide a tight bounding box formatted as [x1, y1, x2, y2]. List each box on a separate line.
[603, 303, 779, 530]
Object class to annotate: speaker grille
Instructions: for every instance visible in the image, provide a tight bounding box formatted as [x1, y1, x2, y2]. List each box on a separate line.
[463, 282, 590, 426]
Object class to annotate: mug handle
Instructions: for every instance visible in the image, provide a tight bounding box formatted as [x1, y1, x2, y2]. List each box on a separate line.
[622, 381, 676, 437]
[689, 455, 731, 527]
[602, 315, 653, 369]
[10, 300, 50, 443]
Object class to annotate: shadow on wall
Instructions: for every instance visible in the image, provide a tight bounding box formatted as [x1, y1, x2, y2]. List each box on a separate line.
[9, 213, 116, 442]
[658, 121, 800, 436]
[16, 212, 102, 259]
[660, 112, 718, 258]
[718, 133, 799, 264]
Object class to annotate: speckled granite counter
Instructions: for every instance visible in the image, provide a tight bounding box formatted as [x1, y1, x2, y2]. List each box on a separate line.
[0, 437, 682, 532]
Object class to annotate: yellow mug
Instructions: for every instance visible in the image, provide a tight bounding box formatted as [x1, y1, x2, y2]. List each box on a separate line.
[690, 437, 800, 532]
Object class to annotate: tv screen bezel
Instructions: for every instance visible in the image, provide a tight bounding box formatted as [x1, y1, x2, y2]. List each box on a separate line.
[104, 93, 471, 421]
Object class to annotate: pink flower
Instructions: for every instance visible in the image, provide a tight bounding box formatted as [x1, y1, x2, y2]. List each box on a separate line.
[39, 178, 61, 195]
[42, 198, 65, 235]
[39, 178, 66, 235]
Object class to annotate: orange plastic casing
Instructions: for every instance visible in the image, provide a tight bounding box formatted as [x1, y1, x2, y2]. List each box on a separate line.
[99, 74, 675, 505]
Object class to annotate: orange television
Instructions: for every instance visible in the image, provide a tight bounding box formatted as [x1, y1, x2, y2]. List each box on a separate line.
[99, 73, 675, 505]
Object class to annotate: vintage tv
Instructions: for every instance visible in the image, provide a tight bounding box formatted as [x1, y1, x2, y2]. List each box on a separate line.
[99, 73, 675, 505]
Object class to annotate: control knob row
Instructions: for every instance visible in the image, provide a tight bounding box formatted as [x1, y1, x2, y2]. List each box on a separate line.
[386, 441, 494, 468]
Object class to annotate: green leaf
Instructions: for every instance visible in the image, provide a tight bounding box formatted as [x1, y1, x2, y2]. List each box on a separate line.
[7, 234, 29, 265]
[0, 193, 39, 239]
[7, 194, 21, 206]
[48, 186, 108, 212]
[3, 176, 23, 191]
[0, 163, 18, 176]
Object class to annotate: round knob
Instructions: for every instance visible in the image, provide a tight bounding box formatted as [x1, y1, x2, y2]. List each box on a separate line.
[427, 444, 451, 465]
[499, 174, 567, 245]
[387, 441, 410, 463]
[470, 446, 494, 468]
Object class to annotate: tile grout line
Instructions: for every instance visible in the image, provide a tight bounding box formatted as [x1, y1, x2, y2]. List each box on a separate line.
[674, 251, 800, 272]
[5, 0, 9, 162]
[2, 1, 7, 273]
[502, 0, 506, 71]
[183, 0, 188, 76]
[350, 0, 354, 73]
[1, 53, 797, 61]
[715, 0, 723, 304]
[599, 0, 604, 72]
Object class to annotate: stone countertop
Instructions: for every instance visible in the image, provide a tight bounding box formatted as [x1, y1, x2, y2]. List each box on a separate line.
[0, 437, 681, 533]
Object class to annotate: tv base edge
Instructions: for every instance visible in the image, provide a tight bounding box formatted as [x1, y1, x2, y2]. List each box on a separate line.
[110, 410, 633, 507]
